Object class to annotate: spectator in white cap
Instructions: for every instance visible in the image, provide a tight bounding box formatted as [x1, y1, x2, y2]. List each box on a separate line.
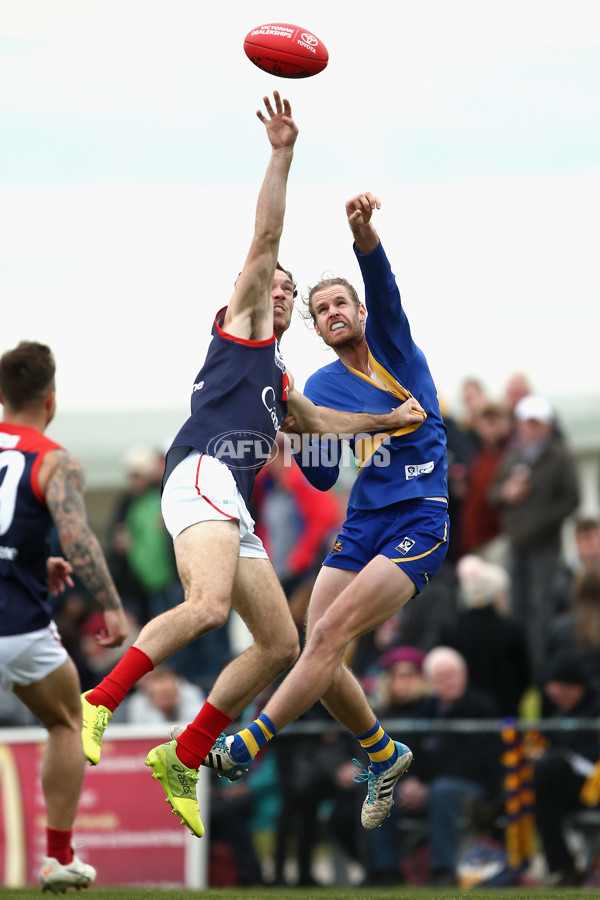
[489, 394, 580, 684]
[439, 555, 532, 716]
[514, 393, 554, 426]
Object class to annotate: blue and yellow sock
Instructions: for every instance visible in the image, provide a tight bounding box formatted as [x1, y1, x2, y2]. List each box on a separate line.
[355, 721, 398, 774]
[230, 713, 277, 764]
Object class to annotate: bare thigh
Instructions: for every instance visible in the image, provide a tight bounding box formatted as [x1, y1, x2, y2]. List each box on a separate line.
[134, 519, 241, 661]
[174, 518, 240, 604]
[305, 566, 357, 641]
[309, 556, 416, 654]
[15, 657, 81, 731]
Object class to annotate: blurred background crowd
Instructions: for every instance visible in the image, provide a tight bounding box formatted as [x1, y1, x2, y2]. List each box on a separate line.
[3, 369, 600, 889]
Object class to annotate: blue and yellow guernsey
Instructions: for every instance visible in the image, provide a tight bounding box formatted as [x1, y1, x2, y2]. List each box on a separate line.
[299, 241, 448, 510]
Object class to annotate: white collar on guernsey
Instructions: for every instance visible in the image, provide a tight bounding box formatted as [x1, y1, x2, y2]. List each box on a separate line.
[367, 366, 387, 389]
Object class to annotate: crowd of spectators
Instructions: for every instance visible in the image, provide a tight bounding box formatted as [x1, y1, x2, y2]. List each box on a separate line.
[2, 370, 600, 889]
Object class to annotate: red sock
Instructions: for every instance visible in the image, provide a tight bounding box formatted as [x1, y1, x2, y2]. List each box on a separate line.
[85, 647, 154, 712]
[47, 827, 73, 865]
[175, 702, 233, 770]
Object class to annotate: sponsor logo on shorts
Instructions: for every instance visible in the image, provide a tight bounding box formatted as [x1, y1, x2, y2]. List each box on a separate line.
[405, 461, 434, 480]
[424, 572, 430, 583]
[395, 537, 416, 555]
[331, 539, 343, 553]
[192, 381, 205, 392]
[206, 431, 276, 469]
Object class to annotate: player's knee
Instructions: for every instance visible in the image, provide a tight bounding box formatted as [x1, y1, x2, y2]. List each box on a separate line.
[280, 629, 301, 668]
[183, 589, 230, 633]
[307, 617, 346, 660]
[198, 603, 230, 633]
[263, 625, 299, 673]
[41, 702, 81, 733]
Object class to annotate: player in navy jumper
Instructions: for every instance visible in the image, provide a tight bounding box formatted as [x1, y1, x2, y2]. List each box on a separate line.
[208, 192, 450, 831]
[80, 97, 424, 838]
[0, 340, 128, 891]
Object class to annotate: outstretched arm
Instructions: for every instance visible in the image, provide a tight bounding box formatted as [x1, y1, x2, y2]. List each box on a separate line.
[346, 191, 381, 254]
[44, 451, 128, 647]
[223, 91, 298, 342]
[286, 384, 425, 437]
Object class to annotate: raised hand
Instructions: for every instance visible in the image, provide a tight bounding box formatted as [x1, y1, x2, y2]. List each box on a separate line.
[345, 191, 381, 230]
[257, 90, 298, 151]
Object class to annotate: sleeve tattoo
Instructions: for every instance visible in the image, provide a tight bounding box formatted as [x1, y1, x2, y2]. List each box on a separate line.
[46, 453, 121, 611]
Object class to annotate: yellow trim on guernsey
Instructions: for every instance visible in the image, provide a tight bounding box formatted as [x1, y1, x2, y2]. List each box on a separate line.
[344, 348, 426, 471]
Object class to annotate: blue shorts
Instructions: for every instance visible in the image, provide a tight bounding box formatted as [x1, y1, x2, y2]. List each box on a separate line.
[323, 498, 450, 594]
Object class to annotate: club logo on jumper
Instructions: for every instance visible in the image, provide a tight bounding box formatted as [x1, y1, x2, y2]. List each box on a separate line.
[261, 386, 280, 431]
[331, 539, 343, 553]
[206, 431, 277, 469]
[395, 537, 415, 555]
[405, 461, 434, 480]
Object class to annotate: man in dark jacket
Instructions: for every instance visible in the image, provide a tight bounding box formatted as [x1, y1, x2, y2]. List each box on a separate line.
[489, 394, 579, 682]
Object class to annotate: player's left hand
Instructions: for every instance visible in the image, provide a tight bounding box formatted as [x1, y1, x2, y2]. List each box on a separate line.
[46, 556, 75, 596]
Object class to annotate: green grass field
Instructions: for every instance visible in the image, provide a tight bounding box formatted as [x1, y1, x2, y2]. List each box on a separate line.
[3, 888, 600, 900]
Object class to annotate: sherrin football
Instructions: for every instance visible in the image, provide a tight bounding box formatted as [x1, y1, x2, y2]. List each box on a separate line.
[244, 23, 328, 79]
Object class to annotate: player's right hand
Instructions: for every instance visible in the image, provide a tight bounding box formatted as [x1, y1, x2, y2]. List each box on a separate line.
[346, 191, 381, 229]
[257, 91, 298, 150]
[95, 608, 129, 647]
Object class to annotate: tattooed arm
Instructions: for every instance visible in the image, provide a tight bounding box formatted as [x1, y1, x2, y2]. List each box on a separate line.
[42, 450, 129, 647]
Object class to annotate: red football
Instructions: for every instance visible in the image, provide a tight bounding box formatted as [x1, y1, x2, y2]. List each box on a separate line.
[243, 23, 328, 79]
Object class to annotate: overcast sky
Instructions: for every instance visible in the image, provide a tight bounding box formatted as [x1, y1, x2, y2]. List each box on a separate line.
[1, 0, 599, 419]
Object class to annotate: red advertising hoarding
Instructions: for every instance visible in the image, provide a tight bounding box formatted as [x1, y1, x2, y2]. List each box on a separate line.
[0, 725, 207, 889]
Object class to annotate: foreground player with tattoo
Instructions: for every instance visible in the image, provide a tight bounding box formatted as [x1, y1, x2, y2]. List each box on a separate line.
[0, 341, 128, 892]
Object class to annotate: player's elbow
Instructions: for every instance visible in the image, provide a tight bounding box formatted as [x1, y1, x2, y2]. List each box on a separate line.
[255, 222, 283, 250]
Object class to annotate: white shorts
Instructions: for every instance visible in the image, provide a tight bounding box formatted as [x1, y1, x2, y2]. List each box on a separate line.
[161, 451, 268, 559]
[0, 621, 68, 690]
